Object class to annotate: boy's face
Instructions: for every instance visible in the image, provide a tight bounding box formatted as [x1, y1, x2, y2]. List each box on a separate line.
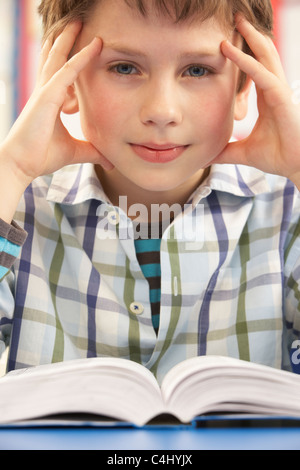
[66, 0, 249, 196]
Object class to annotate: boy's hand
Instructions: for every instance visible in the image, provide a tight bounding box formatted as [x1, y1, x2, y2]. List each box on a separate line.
[1, 22, 114, 190]
[212, 15, 300, 189]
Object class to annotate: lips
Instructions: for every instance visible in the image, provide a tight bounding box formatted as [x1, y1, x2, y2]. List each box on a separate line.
[130, 143, 188, 163]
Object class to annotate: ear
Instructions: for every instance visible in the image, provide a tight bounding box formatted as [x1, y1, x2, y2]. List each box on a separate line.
[61, 84, 79, 114]
[234, 75, 253, 121]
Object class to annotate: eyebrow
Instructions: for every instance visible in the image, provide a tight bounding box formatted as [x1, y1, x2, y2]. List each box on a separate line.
[103, 43, 147, 58]
[103, 42, 222, 60]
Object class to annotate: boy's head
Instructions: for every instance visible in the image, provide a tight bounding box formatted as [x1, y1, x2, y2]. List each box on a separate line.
[37, 0, 274, 201]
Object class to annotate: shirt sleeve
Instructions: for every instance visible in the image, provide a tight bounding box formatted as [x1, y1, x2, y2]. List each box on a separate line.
[0, 218, 27, 281]
[0, 218, 27, 363]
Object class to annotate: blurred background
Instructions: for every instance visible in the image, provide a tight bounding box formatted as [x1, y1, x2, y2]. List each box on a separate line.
[0, 0, 300, 143]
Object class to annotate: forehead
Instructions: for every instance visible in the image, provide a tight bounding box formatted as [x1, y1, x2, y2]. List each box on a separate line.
[86, 0, 232, 30]
[84, 0, 232, 39]
[121, 0, 232, 25]
[77, 0, 238, 64]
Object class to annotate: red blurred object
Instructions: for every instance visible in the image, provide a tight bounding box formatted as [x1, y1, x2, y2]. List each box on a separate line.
[271, 0, 282, 54]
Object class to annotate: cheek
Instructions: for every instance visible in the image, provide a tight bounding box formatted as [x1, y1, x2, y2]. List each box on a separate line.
[77, 81, 128, 144]
[192, 87, 235, 136]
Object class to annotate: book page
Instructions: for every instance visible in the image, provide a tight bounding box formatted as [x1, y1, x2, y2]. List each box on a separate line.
[161, 356, 300, 422]
[0, 357, 165, 426]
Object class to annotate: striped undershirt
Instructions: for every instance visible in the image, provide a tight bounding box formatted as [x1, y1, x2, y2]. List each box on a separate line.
[134, 222, 164, 335]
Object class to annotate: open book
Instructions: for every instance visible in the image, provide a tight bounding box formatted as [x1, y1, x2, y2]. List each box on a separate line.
[1, 355, 300, 427]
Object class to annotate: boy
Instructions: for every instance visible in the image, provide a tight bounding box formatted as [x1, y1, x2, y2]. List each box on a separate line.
[0, 0, 300, 384]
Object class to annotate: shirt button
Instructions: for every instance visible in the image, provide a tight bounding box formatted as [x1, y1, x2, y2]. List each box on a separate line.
[129, 302, 144, 315]
[107, 211, 120, 225]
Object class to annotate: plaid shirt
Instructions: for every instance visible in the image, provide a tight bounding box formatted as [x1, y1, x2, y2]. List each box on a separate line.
[1, 162, 300, 384]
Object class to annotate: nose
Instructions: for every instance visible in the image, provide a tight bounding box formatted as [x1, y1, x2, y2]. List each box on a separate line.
[139, 80, 183, 128]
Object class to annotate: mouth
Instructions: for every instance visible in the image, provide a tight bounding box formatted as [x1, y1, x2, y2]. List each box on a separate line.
[130, 143, 189, 164]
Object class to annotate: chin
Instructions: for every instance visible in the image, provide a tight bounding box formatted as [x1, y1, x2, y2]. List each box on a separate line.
[136, 179, 182, 193]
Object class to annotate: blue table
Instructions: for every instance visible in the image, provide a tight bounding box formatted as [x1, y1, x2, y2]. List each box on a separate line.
[1, 422, 300, 450]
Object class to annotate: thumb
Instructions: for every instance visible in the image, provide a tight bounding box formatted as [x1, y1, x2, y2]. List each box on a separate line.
[209, 139, 248, 167]
[73, 140, 115, 171]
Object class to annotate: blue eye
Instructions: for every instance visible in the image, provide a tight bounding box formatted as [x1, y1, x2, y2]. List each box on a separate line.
[185, 66, 207, 78]
[115, 63, 136, 75]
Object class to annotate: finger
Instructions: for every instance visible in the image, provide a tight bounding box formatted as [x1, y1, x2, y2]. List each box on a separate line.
[37, 36, 53, 79]
[39, 21, 83, 85]
[235, 14, 287, 82]
[41, 37, 103, 108]
[221, 39, 279, 92]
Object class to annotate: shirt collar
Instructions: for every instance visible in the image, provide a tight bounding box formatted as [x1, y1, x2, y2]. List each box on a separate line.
[46, 163, 111, 205]
[205, 164, 270, 197]
[46, 162, 271, 206]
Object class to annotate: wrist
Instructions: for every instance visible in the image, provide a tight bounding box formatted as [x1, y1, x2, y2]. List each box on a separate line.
[0, 145, 32, 224]
[289, 171, 300, 192]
